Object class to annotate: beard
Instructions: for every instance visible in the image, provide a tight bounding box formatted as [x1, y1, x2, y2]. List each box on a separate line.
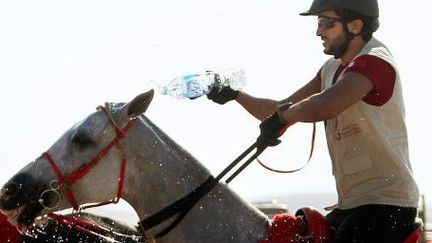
[323, 33, 347, 57]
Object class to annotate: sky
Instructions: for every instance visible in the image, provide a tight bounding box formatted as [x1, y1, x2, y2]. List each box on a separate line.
[0, 0, 431, 223]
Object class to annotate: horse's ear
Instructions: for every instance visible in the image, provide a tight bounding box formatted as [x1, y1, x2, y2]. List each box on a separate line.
[122, 90, 154, 118]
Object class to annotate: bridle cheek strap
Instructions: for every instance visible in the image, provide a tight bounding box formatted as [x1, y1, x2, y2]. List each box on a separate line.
[44, 106, 135, 211]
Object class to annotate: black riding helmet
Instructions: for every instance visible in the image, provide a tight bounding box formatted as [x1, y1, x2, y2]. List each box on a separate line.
[300, 0, 379, 18]
[300, 0, 379, 59]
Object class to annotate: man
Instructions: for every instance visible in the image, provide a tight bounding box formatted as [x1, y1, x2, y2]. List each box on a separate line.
[207, 0, 419, 241]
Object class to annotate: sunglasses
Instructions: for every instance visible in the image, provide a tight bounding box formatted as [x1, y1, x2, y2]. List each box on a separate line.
[317, 17, 347, 30]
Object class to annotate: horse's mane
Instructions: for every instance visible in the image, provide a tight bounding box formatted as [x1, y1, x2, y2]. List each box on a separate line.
[107, 101, 203, 167]
[140, 114, 206, 169]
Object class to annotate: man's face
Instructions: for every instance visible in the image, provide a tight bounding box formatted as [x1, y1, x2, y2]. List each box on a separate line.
[316, 10, 346, 56]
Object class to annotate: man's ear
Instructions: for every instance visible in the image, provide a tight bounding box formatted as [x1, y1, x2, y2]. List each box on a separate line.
[348, 19, 364, 35]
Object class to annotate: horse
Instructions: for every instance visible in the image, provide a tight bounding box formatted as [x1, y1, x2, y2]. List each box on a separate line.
[0, 90, 422, 242]
[0, 90, 272, 242]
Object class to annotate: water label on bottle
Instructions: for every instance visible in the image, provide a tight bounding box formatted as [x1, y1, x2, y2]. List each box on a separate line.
[181, 74, 200, 81]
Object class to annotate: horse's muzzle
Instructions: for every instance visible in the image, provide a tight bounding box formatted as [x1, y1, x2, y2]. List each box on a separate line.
[0, 173, 46, 226]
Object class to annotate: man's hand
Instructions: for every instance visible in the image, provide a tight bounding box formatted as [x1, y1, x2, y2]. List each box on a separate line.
[257, 111, 294, 150]
[207, 85, 239, 104]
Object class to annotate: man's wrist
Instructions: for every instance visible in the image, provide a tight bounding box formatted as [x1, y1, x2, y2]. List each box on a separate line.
[234, 90, 241, 101]
[276, 102, 293, 124]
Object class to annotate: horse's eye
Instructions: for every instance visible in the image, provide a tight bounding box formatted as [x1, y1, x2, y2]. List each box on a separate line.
[71, 132, 94, 148]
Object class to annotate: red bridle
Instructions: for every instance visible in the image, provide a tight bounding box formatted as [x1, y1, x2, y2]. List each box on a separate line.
[43, 105, 136, 211]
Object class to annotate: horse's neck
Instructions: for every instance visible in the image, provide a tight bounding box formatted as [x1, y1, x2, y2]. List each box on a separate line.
[122, 118, 269, 242]
[122, 117, 212, 214]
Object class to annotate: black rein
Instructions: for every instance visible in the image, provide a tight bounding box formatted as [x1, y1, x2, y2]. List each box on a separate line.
[138, 142, 265, 239]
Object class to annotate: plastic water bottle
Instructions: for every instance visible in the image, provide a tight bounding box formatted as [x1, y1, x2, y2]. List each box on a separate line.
[157, 68, 246, 99]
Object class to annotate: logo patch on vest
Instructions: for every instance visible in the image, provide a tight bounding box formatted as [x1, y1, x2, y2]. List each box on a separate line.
[334, 122, 362, 140]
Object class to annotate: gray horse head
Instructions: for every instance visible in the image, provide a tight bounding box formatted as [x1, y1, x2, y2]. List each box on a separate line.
[0, 90, 154, 227]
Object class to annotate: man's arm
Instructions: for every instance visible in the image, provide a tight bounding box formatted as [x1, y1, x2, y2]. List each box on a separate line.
[278, 72, 374, 123]
[236, 74, 322, 121]
[235, 92, 278, 121]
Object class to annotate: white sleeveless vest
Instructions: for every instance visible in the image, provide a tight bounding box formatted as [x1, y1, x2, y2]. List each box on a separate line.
[321, 37, 419, 209]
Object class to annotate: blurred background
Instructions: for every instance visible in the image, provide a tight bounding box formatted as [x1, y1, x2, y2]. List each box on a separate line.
[0, 0, 430, 232]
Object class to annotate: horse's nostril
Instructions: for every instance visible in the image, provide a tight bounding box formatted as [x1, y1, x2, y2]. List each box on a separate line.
[2, 183, 20, 197]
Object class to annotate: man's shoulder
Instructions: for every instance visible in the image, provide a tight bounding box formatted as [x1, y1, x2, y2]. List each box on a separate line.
[360, 37, 394, 62]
